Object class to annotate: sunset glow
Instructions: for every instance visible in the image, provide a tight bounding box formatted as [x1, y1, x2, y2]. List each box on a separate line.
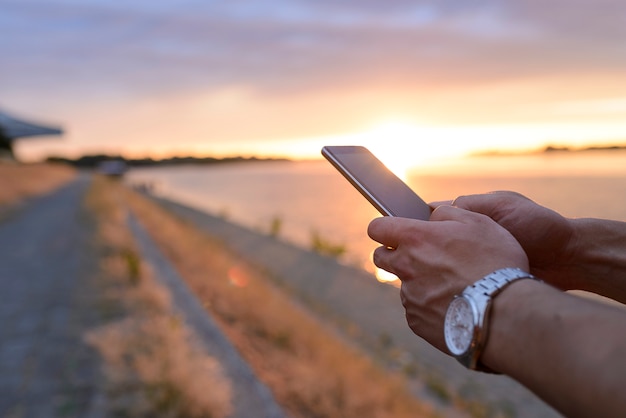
[3, 1, 626, 162]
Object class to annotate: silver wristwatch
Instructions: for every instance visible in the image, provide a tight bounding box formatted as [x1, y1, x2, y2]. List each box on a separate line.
[444, 267, 538, 372]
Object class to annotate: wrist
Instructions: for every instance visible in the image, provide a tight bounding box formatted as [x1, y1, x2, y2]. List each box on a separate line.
[480, 279, 547, 373]
[444, 267, 539, 373]
[566, 219, 626, 302]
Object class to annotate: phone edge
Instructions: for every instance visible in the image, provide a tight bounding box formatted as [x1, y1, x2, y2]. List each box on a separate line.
[321, 146, 395, 217]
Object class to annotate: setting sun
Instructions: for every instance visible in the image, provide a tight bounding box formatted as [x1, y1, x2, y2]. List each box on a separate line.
[360, 121, 429, 179]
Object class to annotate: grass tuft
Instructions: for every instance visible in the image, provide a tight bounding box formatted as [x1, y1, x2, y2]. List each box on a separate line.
[310, 229, 347, 258]
[424, 373, 452, 405]
[122, 248, 141, 285]
[268, 215, 283, 238]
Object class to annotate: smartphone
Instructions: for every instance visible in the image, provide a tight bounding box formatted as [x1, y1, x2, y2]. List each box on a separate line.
[321, 145, 432, 220]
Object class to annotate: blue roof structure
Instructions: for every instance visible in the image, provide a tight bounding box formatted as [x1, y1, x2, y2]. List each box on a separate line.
[0, 110, 63, 140]
[0, 109, 63, 159]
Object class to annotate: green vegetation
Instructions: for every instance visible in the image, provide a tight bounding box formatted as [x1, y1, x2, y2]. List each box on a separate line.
[310, 229, 347, 258]
[122, 248, 141, 285]
[424, 373, 452, 405]
[268, 215, 282, 238]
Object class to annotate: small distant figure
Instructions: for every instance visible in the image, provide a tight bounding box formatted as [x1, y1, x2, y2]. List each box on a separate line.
[97, 159, 128, 178]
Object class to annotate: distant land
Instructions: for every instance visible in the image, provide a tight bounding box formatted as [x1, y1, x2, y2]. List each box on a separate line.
[543, 144, 626, 152]
[43, 143, 626, 168]
[474, 143, 626, 157]
[46, 154, 292, 169]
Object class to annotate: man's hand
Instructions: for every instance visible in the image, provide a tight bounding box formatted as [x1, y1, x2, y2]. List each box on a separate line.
[449, 192, 578, 291]
[368, 206, 528, 352]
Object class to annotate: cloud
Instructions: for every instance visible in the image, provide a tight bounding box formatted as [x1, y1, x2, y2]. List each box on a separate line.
[4, 0, 625, 102]
[3, 0, 626, 160]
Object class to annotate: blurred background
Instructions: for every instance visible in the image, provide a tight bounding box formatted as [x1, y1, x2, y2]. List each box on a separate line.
[4, 0, 626, 278]
[3, 2, 626, 416]
[3, 0, 626, 163]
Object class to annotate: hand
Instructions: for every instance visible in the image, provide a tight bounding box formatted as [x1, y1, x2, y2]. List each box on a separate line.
[368, 206, 528, 353]
[450, 192, 576, 291]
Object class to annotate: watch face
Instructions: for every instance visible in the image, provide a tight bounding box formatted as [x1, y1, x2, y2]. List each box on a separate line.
[444, 296, 475, 356]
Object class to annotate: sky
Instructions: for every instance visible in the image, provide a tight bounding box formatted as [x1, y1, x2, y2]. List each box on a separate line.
[2, 0, 626, 164]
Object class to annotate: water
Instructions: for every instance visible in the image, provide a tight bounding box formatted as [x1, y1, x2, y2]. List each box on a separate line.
[127, 151, 626, 277]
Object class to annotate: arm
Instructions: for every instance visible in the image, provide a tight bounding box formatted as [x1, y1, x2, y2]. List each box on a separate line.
[368, 208, 626, 417]
[484, 279, 626, 418]
[452, 192, 626, 303]
[566, 218, 626, 302]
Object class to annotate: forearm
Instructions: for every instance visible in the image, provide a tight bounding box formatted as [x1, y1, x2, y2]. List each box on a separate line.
[482, 280, 626, 418]
[566, 218, 626, 303]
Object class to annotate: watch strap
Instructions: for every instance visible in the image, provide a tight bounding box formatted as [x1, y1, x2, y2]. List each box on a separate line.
[458, 267, 539, 372]
[465, 267, 536, 300]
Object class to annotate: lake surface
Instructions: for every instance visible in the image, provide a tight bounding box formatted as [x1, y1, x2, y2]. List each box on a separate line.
[127, 151, 626, 279]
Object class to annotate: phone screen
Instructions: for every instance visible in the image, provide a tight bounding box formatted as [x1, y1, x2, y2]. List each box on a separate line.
[322, 146, 432, 220]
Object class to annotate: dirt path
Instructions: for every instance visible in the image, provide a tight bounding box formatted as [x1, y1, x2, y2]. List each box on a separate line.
[0, 174, 104, 417]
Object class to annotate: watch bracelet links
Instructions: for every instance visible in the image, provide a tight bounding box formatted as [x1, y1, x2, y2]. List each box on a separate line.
[467, 267, 538, 301]
[466, 267, 540, 373]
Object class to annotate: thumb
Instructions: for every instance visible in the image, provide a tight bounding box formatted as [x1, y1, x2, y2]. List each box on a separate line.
[452, 191, 525, 219]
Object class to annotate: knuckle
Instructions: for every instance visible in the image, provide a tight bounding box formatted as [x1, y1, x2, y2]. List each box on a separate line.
[430, 204, 456, 221]
[451, 194, 469, 207]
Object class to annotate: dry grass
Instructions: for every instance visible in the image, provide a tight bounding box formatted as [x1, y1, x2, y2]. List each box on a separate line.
[83, 176, 232, 418]
[0, 162, 76, 206]
[125, 188, 435, 418]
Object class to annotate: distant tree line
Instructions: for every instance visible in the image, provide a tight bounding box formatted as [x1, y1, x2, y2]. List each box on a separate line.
[46, 154, 291, 168]
[544, 144, 626, 152]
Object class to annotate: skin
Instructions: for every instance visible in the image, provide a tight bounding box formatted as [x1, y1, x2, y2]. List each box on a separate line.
[367, 193, 626, 417]
[368, 205, 529, 353]
[452, 191, 626, 303]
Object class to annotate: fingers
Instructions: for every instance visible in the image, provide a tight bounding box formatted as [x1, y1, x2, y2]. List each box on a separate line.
[368, 206, 477, 249]
[367, 216, 418, 248]
[429, 199, 453, 209]
[368, 207, 480, 278]
[368, 217, 426, 278]
[452, 191, 531, 217]
[430, 204, 488, 224]
[372, 246, 398, 276]
[430, 192, 533, 217]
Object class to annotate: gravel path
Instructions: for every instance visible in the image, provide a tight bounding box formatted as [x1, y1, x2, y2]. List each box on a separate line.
[0, 175, 103, 418]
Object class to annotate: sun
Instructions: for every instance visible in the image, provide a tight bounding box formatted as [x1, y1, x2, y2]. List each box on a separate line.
[359, 121, 432, 179]
[277, 119, 476, 173]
